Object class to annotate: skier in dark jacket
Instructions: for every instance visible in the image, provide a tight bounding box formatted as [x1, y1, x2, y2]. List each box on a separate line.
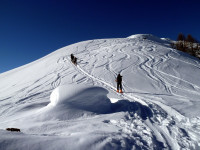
[70, 54, 77, 65]
[116, 73, 123, 93]
[71, 54, 74, 62]
[73, 57, 77, 65]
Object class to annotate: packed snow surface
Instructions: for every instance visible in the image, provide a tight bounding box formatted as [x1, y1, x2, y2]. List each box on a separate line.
[0, 34, 200, 150]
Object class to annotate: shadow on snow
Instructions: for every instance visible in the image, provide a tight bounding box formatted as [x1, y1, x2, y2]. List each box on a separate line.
[110, 99, 153, 120]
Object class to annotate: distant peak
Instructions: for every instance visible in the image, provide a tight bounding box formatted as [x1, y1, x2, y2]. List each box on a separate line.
[127, 34, 172, 44]
[127, 34, 154, 39]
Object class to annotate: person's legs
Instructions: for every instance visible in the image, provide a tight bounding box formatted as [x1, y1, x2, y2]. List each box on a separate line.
[71, 56, 74, 62]
[117, 83, 119, 92]
[73, 57, 76, 64]
[119, 83, 123, 93]
[119, 83, 122, 90]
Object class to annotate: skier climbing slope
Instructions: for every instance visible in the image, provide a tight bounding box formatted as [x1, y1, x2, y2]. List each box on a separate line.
[116, 73, 123, 93]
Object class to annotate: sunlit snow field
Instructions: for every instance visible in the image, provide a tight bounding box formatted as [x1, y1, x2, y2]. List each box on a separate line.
[0, 34, 200, 150]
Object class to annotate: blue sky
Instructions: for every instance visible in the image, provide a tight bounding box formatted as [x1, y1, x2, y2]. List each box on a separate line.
[1, 0, 200, 73]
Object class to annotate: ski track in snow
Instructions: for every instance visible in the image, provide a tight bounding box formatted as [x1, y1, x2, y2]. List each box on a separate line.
[0, 36, 200, 150]
[65, 38, 200, 149]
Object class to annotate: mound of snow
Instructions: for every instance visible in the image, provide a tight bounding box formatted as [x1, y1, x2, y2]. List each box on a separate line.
[128, 34, 170, 44]
[38, 84, 111, 120]
[160, 38, 173, 43]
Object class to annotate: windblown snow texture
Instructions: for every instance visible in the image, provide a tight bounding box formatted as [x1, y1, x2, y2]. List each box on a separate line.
[0, 34, 200, 150]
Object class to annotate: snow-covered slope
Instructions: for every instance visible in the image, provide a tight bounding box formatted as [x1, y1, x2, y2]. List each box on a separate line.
[0, 34, 200, 150]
